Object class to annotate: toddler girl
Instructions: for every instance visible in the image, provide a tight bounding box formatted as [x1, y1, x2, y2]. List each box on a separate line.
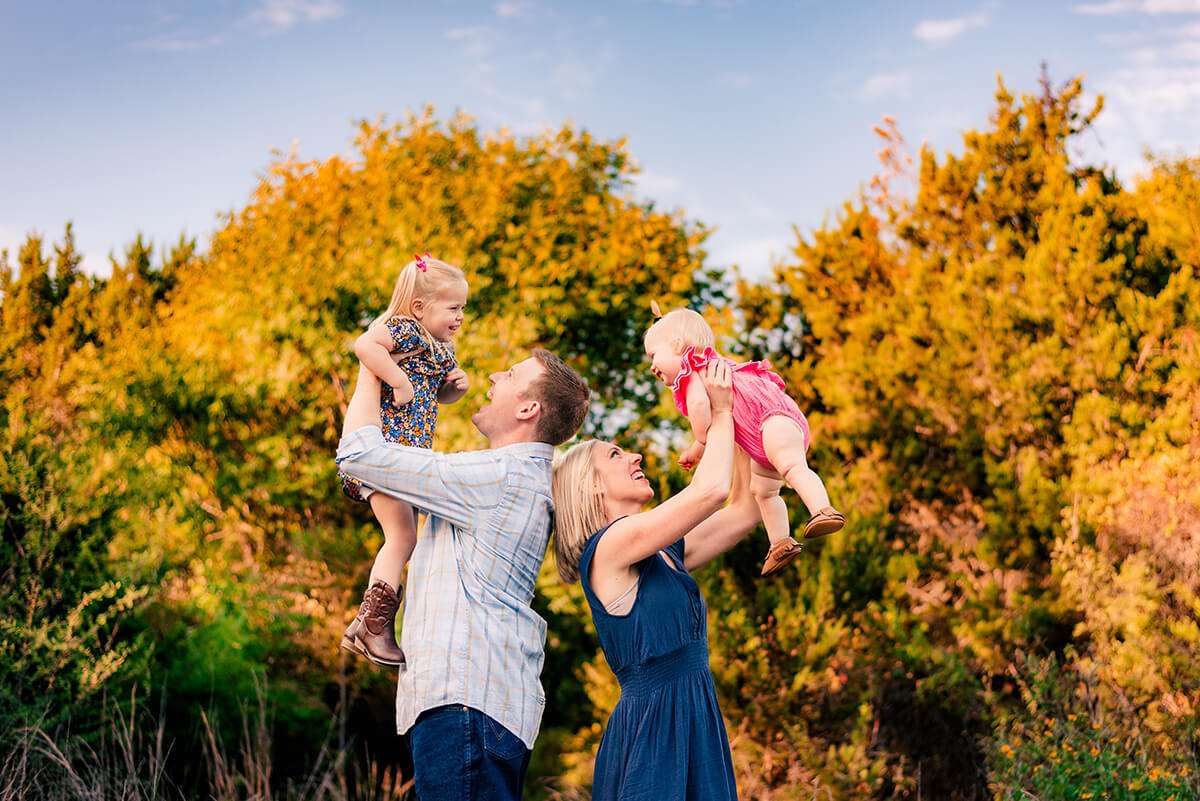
[644, 307, 843, 576]
[339, 253, 470, 667]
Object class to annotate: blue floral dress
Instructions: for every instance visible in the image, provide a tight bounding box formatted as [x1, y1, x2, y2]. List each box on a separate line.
[578, 524, 739, 800]
[340, 316, 457, 501]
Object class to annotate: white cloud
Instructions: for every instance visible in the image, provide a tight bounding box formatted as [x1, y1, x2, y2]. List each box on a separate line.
[859, 70, 912, 100]
[1107, 64, 1200, 112]
[1169, 38, 1200, 59]
[1081, 15, 1200, 181]
[913, 13, 988, 46]
[1074, 1, 1138, 12]
[445, 26, 496, 59]
[132, 1, 344, 51]
[494, 1, 528, 17]
[1074, 0, 1200, 13]
[242, 0, 346, 32]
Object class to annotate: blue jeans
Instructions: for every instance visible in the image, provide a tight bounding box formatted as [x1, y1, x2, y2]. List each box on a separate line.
[408, 705, 531, 801]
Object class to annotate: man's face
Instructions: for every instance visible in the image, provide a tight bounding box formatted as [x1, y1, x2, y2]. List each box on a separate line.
[471, 356, 546, 438]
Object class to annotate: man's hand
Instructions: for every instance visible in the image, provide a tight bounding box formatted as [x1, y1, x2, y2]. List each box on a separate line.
[437, 367, 470, 404]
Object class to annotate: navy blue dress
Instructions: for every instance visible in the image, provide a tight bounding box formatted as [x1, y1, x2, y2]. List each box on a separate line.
[579, 523, 738, 801]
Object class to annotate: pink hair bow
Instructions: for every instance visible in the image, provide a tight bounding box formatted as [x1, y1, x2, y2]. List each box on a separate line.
[413, 251, 432, 272]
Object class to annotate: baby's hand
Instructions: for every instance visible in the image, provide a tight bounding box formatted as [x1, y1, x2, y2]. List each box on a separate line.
[444, 368, 469, 392]
[678, 439, 706, 470]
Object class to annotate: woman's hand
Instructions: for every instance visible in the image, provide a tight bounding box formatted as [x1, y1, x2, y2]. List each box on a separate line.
[694, 359, 733, 414]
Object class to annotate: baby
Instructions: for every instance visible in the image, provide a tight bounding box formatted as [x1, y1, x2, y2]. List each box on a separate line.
[644, 307, 844, 575]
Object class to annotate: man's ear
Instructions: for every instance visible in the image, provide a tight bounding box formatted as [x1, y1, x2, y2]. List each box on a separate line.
[515, 398, 540, 423]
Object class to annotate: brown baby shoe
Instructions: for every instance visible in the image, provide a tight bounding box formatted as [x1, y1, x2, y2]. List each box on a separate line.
[761, 538, 804, 577]
[803, 507, 845, 539]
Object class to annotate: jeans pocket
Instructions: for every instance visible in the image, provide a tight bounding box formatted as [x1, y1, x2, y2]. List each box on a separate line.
[480, 713, 526, 761]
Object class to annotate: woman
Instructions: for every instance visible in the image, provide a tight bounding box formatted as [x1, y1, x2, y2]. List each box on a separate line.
[552, 361, 760, 800]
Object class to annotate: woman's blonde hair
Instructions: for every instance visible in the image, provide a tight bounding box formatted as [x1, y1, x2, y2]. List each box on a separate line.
[644, 307, 715, 352]
[372, 254, 466, 337]
[551, 440, 609, 584]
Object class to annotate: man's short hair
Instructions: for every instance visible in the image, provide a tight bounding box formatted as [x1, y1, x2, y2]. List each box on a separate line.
[524, 349, 589, 446]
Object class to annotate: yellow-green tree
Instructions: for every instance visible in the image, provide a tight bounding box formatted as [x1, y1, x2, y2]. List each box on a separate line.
[720, 72, 1199, 798]
[1, 111, 721, 792]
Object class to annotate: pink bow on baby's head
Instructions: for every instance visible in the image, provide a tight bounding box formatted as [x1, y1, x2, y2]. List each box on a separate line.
[414, 251, 432, 272]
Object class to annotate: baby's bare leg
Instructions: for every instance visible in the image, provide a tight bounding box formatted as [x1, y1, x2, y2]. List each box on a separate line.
[760, 416, 831, 514]
[749, 461, 790, 546]
[367, 492, 418, 590]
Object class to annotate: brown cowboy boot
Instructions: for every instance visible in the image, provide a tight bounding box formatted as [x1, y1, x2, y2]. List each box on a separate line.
[351, 580, 406, 668]
[340, 589, 372, 658]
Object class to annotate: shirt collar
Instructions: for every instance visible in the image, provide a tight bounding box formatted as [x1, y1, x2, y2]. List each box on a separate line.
[494, 440, 555, 461]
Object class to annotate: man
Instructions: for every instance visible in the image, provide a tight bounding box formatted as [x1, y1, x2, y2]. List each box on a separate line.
[336, 348, 590, 801]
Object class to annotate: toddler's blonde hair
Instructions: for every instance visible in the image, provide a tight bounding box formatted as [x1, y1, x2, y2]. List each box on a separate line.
[551, 440, 608, 584]
[644, 307, 716, 353]
[372, 254, 466, 334]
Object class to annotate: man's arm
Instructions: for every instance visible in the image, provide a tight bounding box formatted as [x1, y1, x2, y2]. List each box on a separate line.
[337, 364, 503, 530]
[343, 363, 384, 437]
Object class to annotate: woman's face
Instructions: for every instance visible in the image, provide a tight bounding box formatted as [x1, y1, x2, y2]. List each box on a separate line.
[592, 441, 654, 507]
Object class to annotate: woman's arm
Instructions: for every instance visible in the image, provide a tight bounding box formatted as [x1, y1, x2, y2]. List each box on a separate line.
[682, 446, 761, 571]
[354, 325, 416, 405]
[594, 362, 735, 573]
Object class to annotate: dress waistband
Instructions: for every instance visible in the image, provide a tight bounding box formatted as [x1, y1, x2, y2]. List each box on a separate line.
[614, 640, 710, 695]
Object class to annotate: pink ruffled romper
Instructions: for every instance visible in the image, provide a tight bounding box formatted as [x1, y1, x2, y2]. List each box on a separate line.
[671, 346, 810, 469]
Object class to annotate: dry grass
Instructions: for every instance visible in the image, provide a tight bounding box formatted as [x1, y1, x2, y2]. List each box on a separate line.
[0, 682, 411, 801]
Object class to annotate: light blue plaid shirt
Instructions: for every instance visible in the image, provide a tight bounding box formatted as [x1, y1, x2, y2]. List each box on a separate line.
[335, 426, 552, 749]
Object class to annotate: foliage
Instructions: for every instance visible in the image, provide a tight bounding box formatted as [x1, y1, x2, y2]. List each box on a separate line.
[726, 69, 1199, 798]
[2, 75, 1198, 799]
[1, 112, 719, 795]
[989, 653, 1198, 800]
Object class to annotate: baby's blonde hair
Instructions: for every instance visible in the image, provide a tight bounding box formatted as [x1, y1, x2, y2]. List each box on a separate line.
[372, 254, 466, 334]
[551, 440, 608, 584]
[644, 307, 716, 353]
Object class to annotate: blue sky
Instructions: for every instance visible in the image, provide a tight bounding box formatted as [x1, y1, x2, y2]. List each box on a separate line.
[3, 0, 1200, 280]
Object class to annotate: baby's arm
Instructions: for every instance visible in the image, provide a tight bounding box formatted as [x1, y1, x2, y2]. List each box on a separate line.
[679, 376, 712, 470]
[437, 368, 470, 404]
[354, 326, 416, 405]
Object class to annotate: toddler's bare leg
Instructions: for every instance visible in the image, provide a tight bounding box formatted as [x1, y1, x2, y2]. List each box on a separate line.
[749, 461, 790, 546]
[367, 492, 418, 589]
[760, 416, 831, 514]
